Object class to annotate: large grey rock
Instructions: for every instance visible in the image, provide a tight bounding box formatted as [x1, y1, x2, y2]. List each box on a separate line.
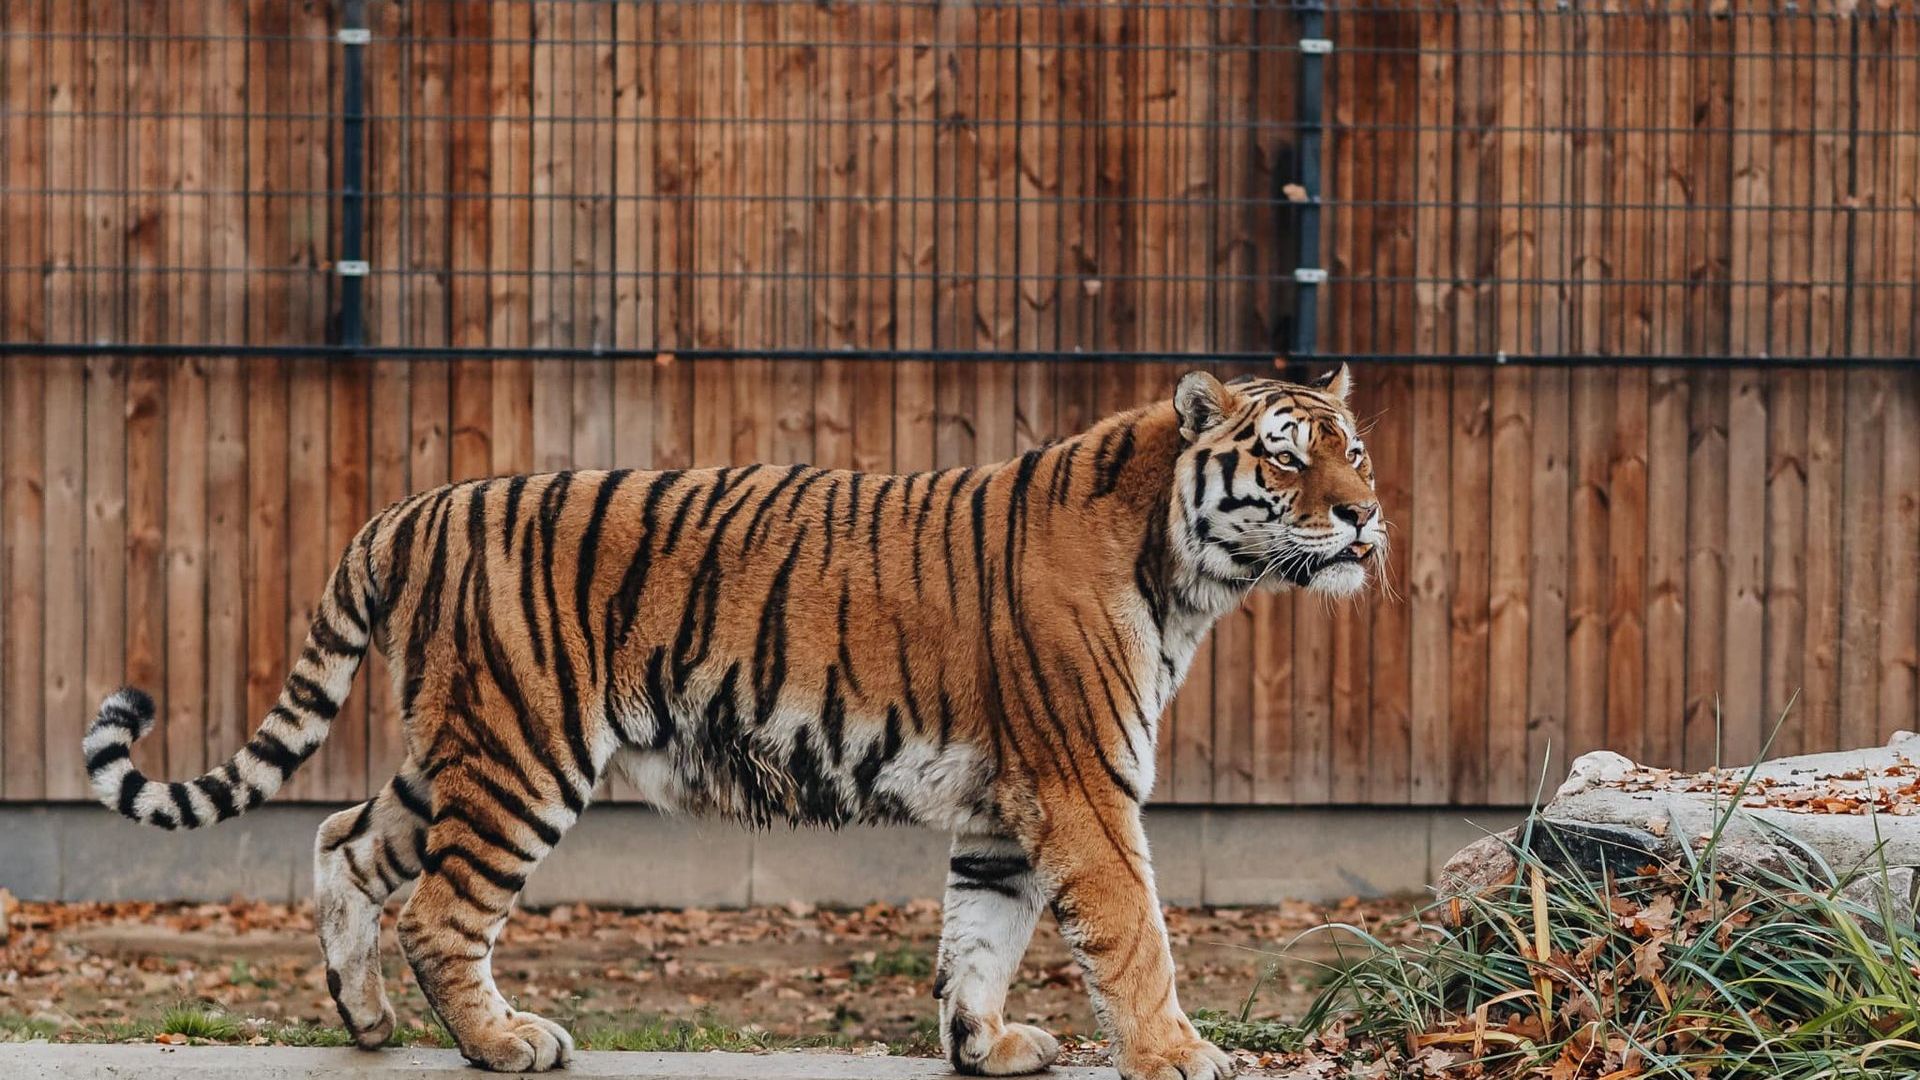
[1439, 734, 1920, 911]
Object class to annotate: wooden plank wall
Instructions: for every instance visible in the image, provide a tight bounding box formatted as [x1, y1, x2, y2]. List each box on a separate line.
[0, 0, 1917, 809]
[1321, 0, 1920, 804]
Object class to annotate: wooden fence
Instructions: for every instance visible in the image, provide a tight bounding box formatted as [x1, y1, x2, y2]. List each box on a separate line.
[0, 0, 1916, 808]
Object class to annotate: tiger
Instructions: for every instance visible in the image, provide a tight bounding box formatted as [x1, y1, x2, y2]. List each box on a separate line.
[82, 364, 1384, 1080]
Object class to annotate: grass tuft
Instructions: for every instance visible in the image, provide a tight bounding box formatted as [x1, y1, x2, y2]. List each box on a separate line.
[1266, 816, 1920, 1078]
[157, 1006, 244, 1041]
[575, 1014, 851, 1053]
[851, 945, 934, 985]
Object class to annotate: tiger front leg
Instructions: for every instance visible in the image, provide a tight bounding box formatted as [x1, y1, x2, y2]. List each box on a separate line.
[937, 834, 1059, 1075]
[1025, 800, 1234, 1080]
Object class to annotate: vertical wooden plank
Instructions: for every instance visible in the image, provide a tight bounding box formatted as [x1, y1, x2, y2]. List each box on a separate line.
[1563, 9, 1608, 766]
[1880, 374, 1920, 742]
[1644, 368, 1690, 768]
[1891, 15, 1920, 363]
[43, 365, 87, 799]
[448, 6, 496, 485]
[1722, 367, 1767, 766]
[1409, 365, 1451, 805]
[1527, 366, 1571, 792]
[1607, 370, 1649, 765]
[201, 0, 248, 780]
[1484, 0, 1534, 807]
[587, 1, 618, 357]
[848, 4, 894, 474]
[448, 1, 493, 481]
[813, 2, 854, 472]
[1, 372, 6, 791]
[367, 0, 409, 343]
[689, 0, 735, 471]
[1728, 2, 1769, 366]
[84, 356, 128, 785]
[1534, 0, 1570, 361]
[81, 0, 126, 350]
[770, 2, 818, 469]
[1485, 362, 1532, 805]
[1448, 366, 1491, 805]
[1683, 369, 1728, 769]
[1008, 0, 1053, 473]
[1807, 3, 1845, 361]
[899, 0, 937, 380]
[0, 0, 40, 795]
[1801, 370, 1844, 753]
[533, 360, 575, 473]
[1761, 388, 1806, 751]
[125, 360, 168, 781]
[164, 358, 208, 781]
[1364, 363, 1414, 806]
[408, 0, 452, 355]
[1721, 5, 1771, 766]
[612, 0, 652, 359]
[246, 356, 289, 753]
[166, 0, 207, 354]
[490, 0, 533, 477]
[734, 3, 774, 466]
[1405, 0, 1452, 807]
[1838, 372, 1886, 752]
[411, 357, 451, 496]
[1093, 1, 1136, 356]
[528, 1, 570, 475]
[3, 360, 47, 799]
[281, 357, 329, 801]
[201, 357, 249, 778]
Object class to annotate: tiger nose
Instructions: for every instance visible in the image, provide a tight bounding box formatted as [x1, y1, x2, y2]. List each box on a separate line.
[1333, 501, 1379, 528]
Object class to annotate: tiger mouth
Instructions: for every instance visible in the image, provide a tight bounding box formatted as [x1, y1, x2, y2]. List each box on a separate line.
[1284, 542, 1374, 586]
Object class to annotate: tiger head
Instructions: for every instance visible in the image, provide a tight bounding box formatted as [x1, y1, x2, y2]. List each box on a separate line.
[1170, 364, 1385, 599]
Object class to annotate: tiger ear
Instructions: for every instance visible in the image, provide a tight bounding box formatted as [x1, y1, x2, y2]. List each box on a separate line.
[1311, 362, 1352, 405]
[1174, 371, 1232, 442]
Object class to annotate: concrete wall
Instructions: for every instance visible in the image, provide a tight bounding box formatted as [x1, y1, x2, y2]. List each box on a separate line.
[0, 805, 1524, 907]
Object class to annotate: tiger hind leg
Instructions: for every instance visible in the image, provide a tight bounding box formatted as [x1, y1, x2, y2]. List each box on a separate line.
[396, 764, 579, 1072]
[314, 764, 432, 1049]
[936, 834, 1059, 1076]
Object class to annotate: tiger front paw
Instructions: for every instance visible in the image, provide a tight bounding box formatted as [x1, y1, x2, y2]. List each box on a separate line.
[1113, 1036, 1236, 1080]
[948, 1015, 1061, 1076]
[456, 1010, 575, 1072]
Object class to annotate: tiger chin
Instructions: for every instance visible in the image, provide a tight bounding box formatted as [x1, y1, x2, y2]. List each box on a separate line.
[82, 364, 1384, 1080]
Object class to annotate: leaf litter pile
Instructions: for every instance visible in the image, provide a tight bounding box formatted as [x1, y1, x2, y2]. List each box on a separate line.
[1607, 760, 1920, 818]
[0, 892, 1410, 1074]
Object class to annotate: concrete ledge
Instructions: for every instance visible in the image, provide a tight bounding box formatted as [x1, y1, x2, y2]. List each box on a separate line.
[1, 1045, 1106, 1080]
[0, 804, 1526, 906]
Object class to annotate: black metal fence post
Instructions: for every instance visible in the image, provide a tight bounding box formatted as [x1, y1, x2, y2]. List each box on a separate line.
[1289, 0, 1328, 360]
[336, 0, 370, 350]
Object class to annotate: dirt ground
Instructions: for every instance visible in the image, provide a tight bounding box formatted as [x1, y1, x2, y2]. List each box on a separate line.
[1, 895, 1418, 1057]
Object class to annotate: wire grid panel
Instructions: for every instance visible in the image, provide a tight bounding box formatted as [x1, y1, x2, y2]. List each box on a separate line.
[1321, 0, 1920, 361]
[0, 0, 342, 351]
[0, 0, 1308, 355]
[362, 0, 1304, 357]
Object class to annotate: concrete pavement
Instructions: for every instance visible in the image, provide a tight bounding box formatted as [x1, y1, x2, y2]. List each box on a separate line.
[1, 1044, 1113, 1080]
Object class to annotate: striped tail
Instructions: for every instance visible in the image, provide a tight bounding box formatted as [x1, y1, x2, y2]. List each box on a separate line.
[84, 540, 377, 830]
